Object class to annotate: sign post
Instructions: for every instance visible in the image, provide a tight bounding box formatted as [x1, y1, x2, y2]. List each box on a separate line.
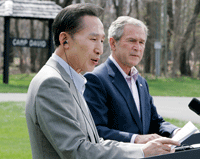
[154, 41, 162, 76]
[3, 17, 10, 84]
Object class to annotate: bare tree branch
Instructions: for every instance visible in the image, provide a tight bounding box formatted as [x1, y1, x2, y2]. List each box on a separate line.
[167, 0, 173, 31]
[127, 0, 133, 16]
[135, 0, 139, 19]
[112, 0, 117, 8]
[179, 0, 200, 76]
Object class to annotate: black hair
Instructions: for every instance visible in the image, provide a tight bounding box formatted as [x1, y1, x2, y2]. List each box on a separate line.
[52, 3, 104, 47]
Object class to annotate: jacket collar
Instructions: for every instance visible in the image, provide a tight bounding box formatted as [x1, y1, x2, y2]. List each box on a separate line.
[46, 57, 99, 142]
[105, 58, 143, 133]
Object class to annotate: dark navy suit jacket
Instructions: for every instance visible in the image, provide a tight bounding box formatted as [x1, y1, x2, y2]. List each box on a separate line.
[84, 58, 178, 142]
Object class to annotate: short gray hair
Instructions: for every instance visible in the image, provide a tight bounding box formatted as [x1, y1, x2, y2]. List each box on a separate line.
[108, 16, 148, 42]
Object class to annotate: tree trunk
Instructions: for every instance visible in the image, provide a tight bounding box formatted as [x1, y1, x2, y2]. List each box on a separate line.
[179, 0, 200, 76]
[15, 19, 26, 73]
[99, 0, 106, 23]
[144, 2, 152, 73]
[166, 0, 173, 66]
[39, 21, 48, 71]
[167, 0, 174, 31]
[126, 0, 132, 16]
[187, 26, 196, 77]
[112, 0, 124, 17]
[172, 0, 182, 77]
[30, 20, 37, 72]
[161, 0, 173, 74]
[135, 0, 140, 19]
[144, 1, 161, 74]
[144, 38, 151, 73]
[167, 0, 173, 55]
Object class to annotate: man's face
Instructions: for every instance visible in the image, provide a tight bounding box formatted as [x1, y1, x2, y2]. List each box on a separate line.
[67, 15, 105, 73]
[112, 24, 146, 74]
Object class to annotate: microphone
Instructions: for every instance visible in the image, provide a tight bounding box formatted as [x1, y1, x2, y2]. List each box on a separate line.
[188, 98, 200, 115]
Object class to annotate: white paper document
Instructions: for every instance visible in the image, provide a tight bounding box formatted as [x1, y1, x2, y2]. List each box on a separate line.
[171, 121, 199, 149]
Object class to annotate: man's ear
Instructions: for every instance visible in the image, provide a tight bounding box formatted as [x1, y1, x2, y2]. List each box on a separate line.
[59, 32, 69, 46]
[109, 37, 117, 51]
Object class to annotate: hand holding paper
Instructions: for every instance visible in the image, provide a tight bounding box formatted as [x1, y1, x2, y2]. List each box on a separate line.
[171, 121, 199, 149]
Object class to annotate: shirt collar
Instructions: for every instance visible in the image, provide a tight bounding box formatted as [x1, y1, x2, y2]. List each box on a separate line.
[109, 55, 138, 82]
[51, 53, 87, 95]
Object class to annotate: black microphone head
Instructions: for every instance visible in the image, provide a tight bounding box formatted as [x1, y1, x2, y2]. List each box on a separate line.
[188, 98, 200, 115]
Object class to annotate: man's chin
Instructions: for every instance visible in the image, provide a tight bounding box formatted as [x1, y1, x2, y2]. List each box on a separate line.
[130, 61, 140, 67]
[85, 67, 95, 73]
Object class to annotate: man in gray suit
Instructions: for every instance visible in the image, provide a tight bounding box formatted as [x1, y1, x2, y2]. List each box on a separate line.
[25, 3, 179, 159]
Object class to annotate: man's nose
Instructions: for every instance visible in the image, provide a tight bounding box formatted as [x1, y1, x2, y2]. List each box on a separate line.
[95, 44, 103, 55]
[133, 41, 141, 51]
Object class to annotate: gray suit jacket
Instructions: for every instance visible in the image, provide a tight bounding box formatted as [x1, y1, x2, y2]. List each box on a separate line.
[25, 57, 144, 159]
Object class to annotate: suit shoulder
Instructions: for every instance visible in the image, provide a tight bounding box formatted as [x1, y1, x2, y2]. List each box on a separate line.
[28, 65, 69, 94]
[137, 74, 147, 82]
[85, 62, 107, 78]
[32, 65, 62, 83]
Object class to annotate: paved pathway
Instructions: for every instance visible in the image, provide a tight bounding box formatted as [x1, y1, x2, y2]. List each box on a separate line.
[1, 93, 200, 124]
[153, 96, 200, 124]
[0, 93, 27, 102]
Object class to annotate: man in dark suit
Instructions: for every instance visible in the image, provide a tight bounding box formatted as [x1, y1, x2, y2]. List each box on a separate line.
[84, 16, 179, 144]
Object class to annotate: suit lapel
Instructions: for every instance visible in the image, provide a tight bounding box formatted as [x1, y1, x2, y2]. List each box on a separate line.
[106, 59, 143, 133]
[136, 78, 147, 134]
[46, 58, 99, 142]
[72, 89, 100, 143]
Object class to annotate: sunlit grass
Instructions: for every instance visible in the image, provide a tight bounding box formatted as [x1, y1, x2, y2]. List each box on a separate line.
[147, 76, 200, 97]
[0, 74, 35, 93]
[0, 74, 200, 97]
[164, 118, 200, 129]
[0, 102, 32, 159]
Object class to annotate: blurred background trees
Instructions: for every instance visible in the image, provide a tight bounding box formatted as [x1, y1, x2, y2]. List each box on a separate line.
[0, 0, 200, 78]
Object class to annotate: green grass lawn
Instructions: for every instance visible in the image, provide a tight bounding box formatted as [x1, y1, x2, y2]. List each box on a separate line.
[0, 74, 200, 97]
[0, 74, 35, 93]
[0, 102, 32, 159]
[147, 76, 200, 97]
[1, 101, 200, 158]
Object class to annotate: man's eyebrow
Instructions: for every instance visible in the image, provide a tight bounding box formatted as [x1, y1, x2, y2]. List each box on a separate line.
[127, 37, 145, 42]
[89, 32, 105, 38]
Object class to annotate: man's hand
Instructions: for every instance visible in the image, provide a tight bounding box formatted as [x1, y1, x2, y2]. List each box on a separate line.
[142, 137, 180, 158]
[135, 134, 162, 144]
